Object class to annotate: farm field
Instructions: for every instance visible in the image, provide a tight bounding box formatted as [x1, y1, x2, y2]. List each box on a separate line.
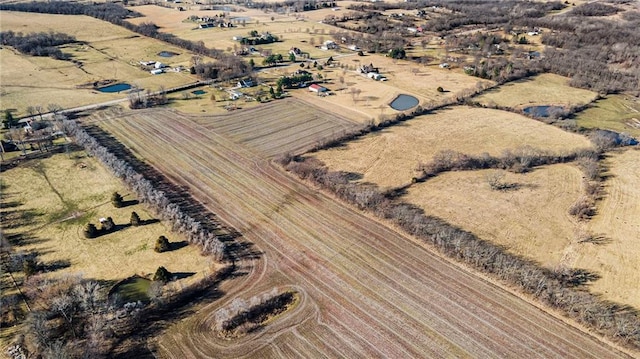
[312, 106, 594, 188]
[96, 109, 630, 358]
[0, 11, 203, 117]
[474, 73, 598, 109]
[576, 149, 640, 309]
[404, 164, 583, 268]
[575, 94, 640, 138]
[188, 97, 361, 157]
[0, 152, 211, 284]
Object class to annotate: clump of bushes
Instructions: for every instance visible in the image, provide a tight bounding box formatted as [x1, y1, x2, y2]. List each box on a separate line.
[154, 235, 170, 253]
[436, 86, 445, 92]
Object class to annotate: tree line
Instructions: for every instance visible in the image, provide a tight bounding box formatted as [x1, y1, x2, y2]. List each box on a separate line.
[277, 154, 640, 350]
[0, 31, 76, 60]
[63, 120, 226, 261]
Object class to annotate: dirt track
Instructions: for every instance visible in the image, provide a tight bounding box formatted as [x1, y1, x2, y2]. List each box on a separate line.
[98, 109, 632, 358]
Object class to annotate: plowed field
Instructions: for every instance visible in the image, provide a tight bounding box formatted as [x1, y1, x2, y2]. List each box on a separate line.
[96, 108, 630, 358]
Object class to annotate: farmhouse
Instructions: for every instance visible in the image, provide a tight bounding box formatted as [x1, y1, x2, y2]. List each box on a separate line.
[321, 40, 338, 51]
[309, 84, 327, 93]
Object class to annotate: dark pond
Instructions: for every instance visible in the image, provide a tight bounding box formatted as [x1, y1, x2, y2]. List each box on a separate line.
[158, 51, 179, 58]
[523, 105, 563, 117]
[97, 83, 131, 93]
[192, 90, 206, 95]
[389, 94, 419, 111]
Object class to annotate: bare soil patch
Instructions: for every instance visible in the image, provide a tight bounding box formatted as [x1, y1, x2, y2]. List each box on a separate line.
[313, 106, 593, 188]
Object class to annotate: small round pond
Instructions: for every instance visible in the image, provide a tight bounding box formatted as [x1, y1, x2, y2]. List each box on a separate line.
[389, 94, 419, 111]
[192, 89, 206, 95]
[110, 276, 151, 303]
[523, 105, 563, 118]
[98, 83, 131, 93]
[158, 51, 179, 58]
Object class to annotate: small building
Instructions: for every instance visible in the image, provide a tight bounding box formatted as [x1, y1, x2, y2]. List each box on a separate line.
[367, 72, 384, 81]
[321, 40, 338, 51]
[237, 78, 255, 88]
[150, 69, 164, 75]
[439, 63, 450, 69]
[155, 62, 166, 69]
[309, 84, 327, 93]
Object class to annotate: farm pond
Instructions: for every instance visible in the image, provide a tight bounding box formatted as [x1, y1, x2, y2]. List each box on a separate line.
[98, 83, 132, 93]
[523, 105, 563, 118]
[158, 51, 179, 58]
[109, 276, 151, 303]
[390, 94, 419, 111]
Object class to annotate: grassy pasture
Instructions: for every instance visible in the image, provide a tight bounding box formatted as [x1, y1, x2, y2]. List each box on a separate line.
[578, 149, 640, 309]
[405, 164, 583, 268]
[474, 73, 598, 109]
[574, 94, 640, 138]
[0, 11, 202, 117]
[312, 106, 593, 188]
[0, 152, 211, 283]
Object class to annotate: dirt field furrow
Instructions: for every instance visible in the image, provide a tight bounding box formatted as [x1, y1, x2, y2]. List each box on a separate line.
[97, 109, 631, 359]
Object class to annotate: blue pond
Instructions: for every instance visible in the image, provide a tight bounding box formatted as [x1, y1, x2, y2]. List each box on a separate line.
[523, 105, 563, 118]
[390, 94, 419, 111]
[98, 83, 131, 93]
[158, 51, 179, 58]
[192, 90, 206, 95]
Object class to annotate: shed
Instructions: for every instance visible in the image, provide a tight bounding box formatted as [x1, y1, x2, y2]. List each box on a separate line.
[150, 69, 164, 75]
[309, 84, 327, 93]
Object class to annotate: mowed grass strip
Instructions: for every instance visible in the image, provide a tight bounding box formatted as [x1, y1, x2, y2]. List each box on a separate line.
[98, 110, 628, 359]
[313, 106, 594, 188]
[1, 152, 211, 283]
[475, 73, 598, 109]
[579, 150, 640, 309]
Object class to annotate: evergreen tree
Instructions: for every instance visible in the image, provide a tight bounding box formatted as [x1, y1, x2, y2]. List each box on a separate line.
[155, 235, 170, 253]
[153, 266, 171, 282]
[84, 223, 98, 238]
[111, 192, 123, 208]
[130, 211, 141, 226]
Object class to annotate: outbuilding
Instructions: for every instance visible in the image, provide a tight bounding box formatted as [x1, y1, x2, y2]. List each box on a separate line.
[309, 84, 327, 93]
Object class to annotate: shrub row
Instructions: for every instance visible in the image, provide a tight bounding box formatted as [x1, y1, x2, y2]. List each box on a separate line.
[280, 156, 640, 350]
[65, 120, 226, 261]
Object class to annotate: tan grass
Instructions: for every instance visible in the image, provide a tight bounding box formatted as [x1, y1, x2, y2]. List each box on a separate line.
[578, 150, 640, 309]
[313, 106, 594, 188]
[575, 94, 640, 138]
[0, 11, 205, 117]
[1, 153, 212, 283]
[406, 165, 583, 268]
[474, 73, 598, 109]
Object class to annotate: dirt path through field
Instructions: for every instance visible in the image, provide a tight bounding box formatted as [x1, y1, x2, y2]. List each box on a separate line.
[98, 110, 631, 358]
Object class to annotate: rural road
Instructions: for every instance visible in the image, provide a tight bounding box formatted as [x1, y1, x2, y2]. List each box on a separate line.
[98, 108, 634, 359]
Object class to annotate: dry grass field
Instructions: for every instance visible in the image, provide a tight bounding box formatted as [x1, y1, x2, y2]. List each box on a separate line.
[313, 106, 594, 188]
[406, 164, 582, 265]
[575, 94, 640, 138]
[0, 152, 211, 283]
[94, 108, 629, 358]
[577, 149, 640, 309]
[0, 11, 203, 117]
[474, 73, 598, 109]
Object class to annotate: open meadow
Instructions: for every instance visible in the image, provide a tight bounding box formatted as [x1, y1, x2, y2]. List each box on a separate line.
[91, 107, 632, 358]
[404, 164, 583, 268]
[0, 11, 203, 117]
[474, 73, 598, 109]
[0, 151, 212, 285]
[312, 106, 594, 188]
[575, 94, 640, 138]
